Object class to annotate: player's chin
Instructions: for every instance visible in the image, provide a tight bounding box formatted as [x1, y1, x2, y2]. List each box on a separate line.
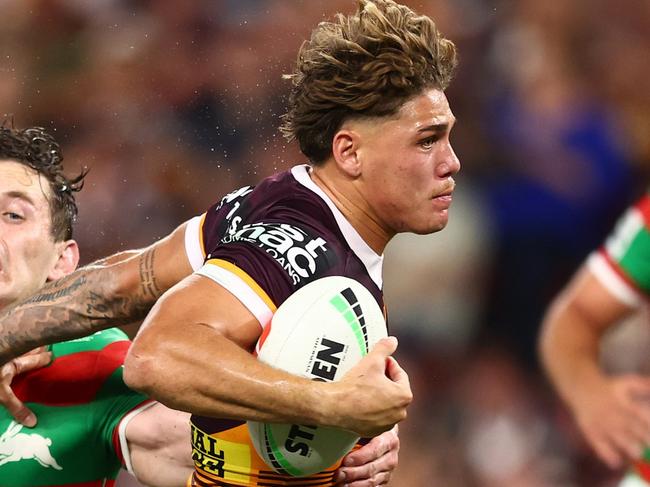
[412, 211, 449, 235]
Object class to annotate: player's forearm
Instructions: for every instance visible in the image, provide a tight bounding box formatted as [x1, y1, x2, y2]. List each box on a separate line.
[0, 249, 160, 364]
[539, 300, 606, 411]
[124, 324, 335, 428]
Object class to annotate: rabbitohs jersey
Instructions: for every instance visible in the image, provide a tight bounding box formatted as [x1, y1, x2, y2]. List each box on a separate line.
[0, 328, 151, 487]
[183, 164, 385, 486]
[587, 191, 650, 483]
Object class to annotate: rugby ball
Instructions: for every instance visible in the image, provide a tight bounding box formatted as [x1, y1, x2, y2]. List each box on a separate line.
[247, 276, 387, 477]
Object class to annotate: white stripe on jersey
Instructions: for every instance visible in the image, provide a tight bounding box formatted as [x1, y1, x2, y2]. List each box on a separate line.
[184, 215, 206, 272]
[197, 263, 274, 329]
[587, 252, 642, 308]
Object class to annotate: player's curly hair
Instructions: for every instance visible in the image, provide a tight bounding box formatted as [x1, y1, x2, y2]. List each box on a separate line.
[0, 125, 86, 241]
[280, 0, 458, 164]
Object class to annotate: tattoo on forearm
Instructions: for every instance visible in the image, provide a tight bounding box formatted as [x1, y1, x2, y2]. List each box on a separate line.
[139, 248, 161, 299]
[23, 276, 87, 305]
[0, 253, 160, 363]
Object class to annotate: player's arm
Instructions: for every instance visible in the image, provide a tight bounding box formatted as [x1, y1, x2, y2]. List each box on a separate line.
[0, 221, 193, 364]
[124, 274, 412, 437]
[539, 263, 650, 467]
[123, 404, 194, 487]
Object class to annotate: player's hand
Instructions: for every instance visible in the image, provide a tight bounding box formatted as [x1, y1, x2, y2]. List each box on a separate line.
[572, 374, 650, 468]
[0, 347, 52, 427]
[334, 425, 399, 486]
[335, 337, 412, 437]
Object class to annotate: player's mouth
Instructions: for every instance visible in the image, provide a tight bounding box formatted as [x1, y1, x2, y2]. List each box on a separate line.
[432, 184, 454, 209]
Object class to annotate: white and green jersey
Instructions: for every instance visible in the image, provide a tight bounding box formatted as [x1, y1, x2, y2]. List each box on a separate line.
[588, 191, 650, 308]
[0, 328, 151, 487]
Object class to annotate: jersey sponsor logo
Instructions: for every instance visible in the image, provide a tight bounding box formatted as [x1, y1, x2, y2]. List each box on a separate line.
[221, 222, 330, 285]
[0, 421, 62, 470]
[191, 424, 226, 478]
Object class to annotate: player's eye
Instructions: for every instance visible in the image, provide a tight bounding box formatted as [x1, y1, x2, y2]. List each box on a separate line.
[419, 136, 439, 149]
[3, 212, 24, 222]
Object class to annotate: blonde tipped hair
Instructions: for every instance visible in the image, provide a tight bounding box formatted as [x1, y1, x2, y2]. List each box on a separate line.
[281, 0, 458, 164]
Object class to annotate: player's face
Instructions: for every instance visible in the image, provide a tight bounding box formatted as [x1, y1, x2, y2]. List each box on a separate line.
[0, 160, 63, 309]
[355, 88, 459, 236]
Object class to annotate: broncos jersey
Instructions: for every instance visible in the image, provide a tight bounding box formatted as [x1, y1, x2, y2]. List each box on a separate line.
[183, 164, 385, 486]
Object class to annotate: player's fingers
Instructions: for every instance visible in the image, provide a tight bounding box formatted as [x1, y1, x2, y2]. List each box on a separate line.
[0, 366, 36, 427]
[337, 471, 392, 487]
[588, 433, 622, 469]
[385, 356, 410, 389]
[344, 429, 399, 468]
[368, 337, 398, 360]
[602, 426, 644, 467]
[340, 447, 398, 482]
[623, 404, 650, 445]
[11, 351, 52, 375]
[22, 346, 48, 357]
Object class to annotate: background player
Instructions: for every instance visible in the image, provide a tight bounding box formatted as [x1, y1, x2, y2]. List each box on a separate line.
[540, 190, 650, 487]
[123, 0, 454, 485]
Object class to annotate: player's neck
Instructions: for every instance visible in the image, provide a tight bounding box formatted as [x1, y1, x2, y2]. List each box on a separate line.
[309, 165, 392, 255]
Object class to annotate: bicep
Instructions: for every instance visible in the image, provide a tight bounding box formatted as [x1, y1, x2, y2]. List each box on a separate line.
[551, 265, 637, 334]
[133, 272, 264, 355]
[125, 403, 194, 487]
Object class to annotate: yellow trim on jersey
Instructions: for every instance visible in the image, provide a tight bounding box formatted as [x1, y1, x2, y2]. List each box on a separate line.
[199, 213, 207, 257]
[205, 259, 277, 312]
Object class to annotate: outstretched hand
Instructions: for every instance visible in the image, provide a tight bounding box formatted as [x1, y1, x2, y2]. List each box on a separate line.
[335, 425, 399, 486]
[335, 337, 412, 438]
[573, 374, 650, 468]
[0, 347, 52, 427]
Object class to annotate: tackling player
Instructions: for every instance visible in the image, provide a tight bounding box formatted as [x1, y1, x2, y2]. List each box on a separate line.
[0, 125, 193, 486]
[540, 190, 650, 487]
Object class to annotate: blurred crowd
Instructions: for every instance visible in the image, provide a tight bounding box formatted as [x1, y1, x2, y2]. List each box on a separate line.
[2, 0, 650, 485]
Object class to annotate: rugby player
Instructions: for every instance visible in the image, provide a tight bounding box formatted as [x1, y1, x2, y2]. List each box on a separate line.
[122, 1, 457, 485]
[0, 0, 457, 483]
[0, 123, 401, 486]
[0, 125, 193, 486]
[540, 190, 650, 487]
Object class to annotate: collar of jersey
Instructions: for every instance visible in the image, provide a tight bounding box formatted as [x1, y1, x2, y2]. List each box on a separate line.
[291, 164, 384, 289]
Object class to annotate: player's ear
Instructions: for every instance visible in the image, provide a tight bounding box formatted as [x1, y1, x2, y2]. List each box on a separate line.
[331, 129, 361, 178]
[47, 240, 80, 281]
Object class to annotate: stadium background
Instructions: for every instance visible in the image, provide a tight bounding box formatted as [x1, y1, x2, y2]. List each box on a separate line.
[2, 0, 650, 485]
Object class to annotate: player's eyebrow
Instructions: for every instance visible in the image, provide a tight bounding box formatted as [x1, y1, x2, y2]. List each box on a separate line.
[2, 190, 37, 208]
[417, 118, 456, 134]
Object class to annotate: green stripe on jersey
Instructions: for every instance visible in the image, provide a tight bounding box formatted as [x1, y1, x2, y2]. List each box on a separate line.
[50, 328, 129, 357]
[606, 207, 650, 294]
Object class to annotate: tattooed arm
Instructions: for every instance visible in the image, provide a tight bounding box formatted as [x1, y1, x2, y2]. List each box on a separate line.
[0, 221, 193, 364]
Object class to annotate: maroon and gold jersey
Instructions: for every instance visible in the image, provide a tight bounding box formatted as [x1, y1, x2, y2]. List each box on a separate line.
[183, 165, 385, 486]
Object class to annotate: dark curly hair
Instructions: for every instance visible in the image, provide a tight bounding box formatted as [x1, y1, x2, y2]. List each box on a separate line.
[280, 0, 458, 164]
[0, 125, 86, 241]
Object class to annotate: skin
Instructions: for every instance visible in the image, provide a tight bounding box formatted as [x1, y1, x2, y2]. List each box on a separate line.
[540, 264, 650, 470]
[0, 161, 79, 309]
[313, 88, 459, 254]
